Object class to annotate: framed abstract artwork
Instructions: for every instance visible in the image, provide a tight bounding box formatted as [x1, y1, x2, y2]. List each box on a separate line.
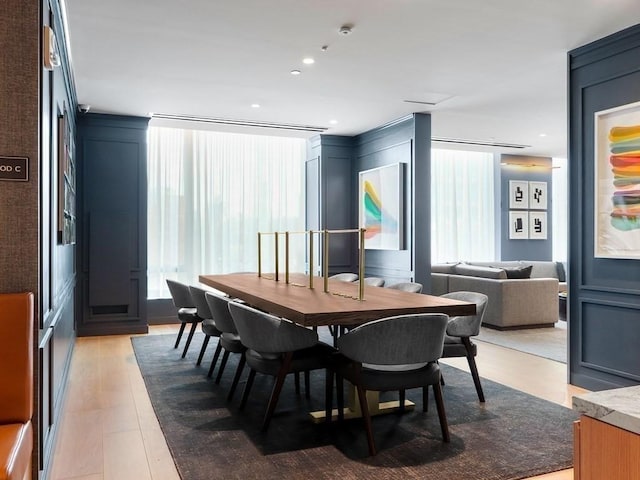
[509, 211, 529, 240]
[529, 211, 548, 240]
[594, 100, 640, 259]
[359, 163, 405, 250]
[529, 181, 548, 210]
[509, 180, 529, 209]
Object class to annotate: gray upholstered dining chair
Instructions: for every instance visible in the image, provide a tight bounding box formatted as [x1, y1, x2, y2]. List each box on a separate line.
[329, 273, 359, 282]
[188, 286, 222, 365]
[327, 313, 450, 456]
[166, 279, 204, 358]
[228, 301, 336, 431]
[363, 277, 385, 287]
[204, 292, 247, 400]
[386, 281, 423, 293]
[440, 291, 488, 402]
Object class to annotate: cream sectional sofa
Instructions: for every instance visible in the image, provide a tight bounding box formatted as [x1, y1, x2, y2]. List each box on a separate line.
[431, 261, 565, 330]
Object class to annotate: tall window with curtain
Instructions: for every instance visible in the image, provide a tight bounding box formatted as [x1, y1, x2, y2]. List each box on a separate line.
[552, 157, 568, 263]
[431, 148, 496, 263]
[147, 127, 307, 299]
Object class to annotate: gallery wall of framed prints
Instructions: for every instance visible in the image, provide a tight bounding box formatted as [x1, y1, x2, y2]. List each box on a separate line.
[509, 180, 547, 240]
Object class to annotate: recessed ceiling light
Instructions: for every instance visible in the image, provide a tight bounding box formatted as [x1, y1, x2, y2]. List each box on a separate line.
[303, 57, 315, 65]
[329, 119, 338, 125]
[539, 133, 547, 137]
[251, 104, 260, 108]
[290, 69, 301, 75]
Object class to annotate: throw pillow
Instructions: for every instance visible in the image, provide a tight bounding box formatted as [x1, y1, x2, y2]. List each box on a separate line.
[454, 264, 507, 279]
[501, 265, 533, 279]
[431, 262, 459, 274]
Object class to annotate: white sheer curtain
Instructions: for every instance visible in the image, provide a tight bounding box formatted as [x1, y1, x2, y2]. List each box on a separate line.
[552, 157, 568, 262]
[147, 127, 307, 299]
[431, 149, 496, 263]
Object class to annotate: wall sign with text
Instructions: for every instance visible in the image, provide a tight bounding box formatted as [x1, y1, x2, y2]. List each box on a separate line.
[0, 156, 29, 181]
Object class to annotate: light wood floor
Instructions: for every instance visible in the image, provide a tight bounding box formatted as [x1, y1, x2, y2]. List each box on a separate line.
[49, 324, 586, 480]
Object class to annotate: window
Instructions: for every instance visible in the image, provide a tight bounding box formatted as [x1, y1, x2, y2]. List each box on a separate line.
[147, 127, 307, 298]
[552, 157, 567, 262]
[431, 149, 496, 263]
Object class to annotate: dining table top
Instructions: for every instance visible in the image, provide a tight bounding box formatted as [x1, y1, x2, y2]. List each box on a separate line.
[198, 272, 476, 327]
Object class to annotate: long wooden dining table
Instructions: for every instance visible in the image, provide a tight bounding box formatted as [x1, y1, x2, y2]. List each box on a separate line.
[198, 272, 477, 421]
[198, 272, 476, 327]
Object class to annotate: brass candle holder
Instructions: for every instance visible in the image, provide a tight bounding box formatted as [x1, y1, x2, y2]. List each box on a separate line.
[257, 228, 367, 300]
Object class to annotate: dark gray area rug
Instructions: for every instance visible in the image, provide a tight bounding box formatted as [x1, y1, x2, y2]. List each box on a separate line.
[132, 333, 577, 480]
[477, 322, 567, 364]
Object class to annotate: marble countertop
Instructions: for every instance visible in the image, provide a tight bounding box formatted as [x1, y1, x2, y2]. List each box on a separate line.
[573, 385, 640, 435]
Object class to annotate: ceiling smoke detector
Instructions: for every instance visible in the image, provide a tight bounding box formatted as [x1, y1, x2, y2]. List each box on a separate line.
[338, 25, 353, 35]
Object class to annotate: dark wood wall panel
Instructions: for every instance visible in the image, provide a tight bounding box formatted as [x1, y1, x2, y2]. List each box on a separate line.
[306, 114, 431, 288]
[77, 114, 149, 336]
[568, 23, 640, 390]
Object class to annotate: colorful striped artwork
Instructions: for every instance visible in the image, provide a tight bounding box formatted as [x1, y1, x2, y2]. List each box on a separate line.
[362, 179, 398, 239]
[359, 163, 404, 250]
[608, 125, 640, 231]
[595, 100, 640, 258]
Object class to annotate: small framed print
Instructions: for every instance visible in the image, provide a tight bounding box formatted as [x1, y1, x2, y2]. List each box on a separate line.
[509, 211, 529, 239]
[529, 181, 548, 210]
[509, 180, 529, 209]
[529, 212, 548, 240]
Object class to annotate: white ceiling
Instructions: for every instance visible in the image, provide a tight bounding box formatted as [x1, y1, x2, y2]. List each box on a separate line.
[64, 0, 640, 157]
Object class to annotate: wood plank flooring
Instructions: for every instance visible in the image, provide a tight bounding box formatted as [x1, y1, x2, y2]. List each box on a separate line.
[49, 324, 586, 480]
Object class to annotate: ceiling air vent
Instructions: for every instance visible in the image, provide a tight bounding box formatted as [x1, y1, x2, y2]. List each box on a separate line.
[152, 113, 328, 133]
[431, 136, 530, 149]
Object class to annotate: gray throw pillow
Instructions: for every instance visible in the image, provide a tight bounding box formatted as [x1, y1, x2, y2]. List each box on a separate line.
[500, 265, 533, 279]
[454, 264, 507, 279]
[431, 262, 459, 274]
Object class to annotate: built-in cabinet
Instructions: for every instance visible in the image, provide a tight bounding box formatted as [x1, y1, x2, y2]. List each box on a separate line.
[574, 416, 640, 479]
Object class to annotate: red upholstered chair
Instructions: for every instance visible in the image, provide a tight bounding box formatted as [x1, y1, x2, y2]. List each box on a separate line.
[0, 292, 34, 480]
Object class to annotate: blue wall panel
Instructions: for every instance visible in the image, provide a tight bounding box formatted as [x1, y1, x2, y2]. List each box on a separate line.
[568, 23, 640, 390]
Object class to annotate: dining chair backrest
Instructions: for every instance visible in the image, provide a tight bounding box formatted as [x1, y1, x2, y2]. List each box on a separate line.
[188, 286, 214, 320]
[364, 277, 385, 287]
[166, 279, 195, 308]
[228, 302, 318, 354]
[204, 292, 237, 334]
[386, 282, 423, 294]
[329, 273, 358, 282]
[337, 313, 448, 365]
[440, 291, 488, 337]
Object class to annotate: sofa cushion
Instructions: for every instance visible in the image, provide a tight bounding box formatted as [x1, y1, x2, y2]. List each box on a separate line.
[431, 262, 459, 274]
[501, 265, 533, 279]
[0, 422, 32, 480]
[453, 264, 507, 279]
[520, 261, 560, 279]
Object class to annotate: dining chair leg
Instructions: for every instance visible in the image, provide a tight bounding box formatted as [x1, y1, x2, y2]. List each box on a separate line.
[462, 337, 485, 403]
[262, 352, 294, 432]
[433, 379, 450, 443]
[196, 335, 210, 366]
[239, 369, 257, 411]
[207, 343, 223, 378]
[227, 353, 246, 401]
[336, 374, 344, 422]
[325, 368, 334, 423]
[215, 350, 231, 384]
[399, 389, 406, 413]
[422, 385, 429, 412]
[356, 384, 376, 456]
[174, 322, 187, 348]
[304, 370, 310, 399]
[294, 372, 301, 395]
[181, 321, 199, 358]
